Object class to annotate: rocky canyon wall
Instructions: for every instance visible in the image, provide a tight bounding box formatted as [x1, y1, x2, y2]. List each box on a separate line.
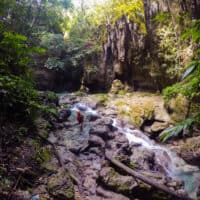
[83, 0, 200, 92]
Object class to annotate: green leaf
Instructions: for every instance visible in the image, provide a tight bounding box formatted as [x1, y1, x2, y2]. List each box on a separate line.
[159, 126, 183, 142]
[182, 64, 197, 80]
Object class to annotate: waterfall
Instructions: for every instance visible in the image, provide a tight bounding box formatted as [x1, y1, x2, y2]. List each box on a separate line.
[113, 119, 200, 199]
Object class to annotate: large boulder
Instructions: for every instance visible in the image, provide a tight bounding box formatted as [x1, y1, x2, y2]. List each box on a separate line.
[170, 136, 200, 165]
[47, 169, 74, 200]
[99, 167, 137, 193]
[165, 93, 189, 123]
[58, 109, 71, 122]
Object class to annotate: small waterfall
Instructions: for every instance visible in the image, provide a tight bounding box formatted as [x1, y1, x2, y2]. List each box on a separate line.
[113, 119, 200, 199]
[69, 103, 200, 199]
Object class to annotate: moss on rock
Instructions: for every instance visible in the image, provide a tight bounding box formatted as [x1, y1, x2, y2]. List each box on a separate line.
[100, 167, 137, 193]
[115, 99, 155, 127]
[165, 93, 189, 123]
[47, 169, 74, 199]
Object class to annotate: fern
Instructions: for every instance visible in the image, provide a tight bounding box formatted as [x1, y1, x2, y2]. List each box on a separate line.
[159, 118, 194, 142]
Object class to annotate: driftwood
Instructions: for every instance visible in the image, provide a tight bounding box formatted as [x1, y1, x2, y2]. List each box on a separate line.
[105, 152, 193, 200]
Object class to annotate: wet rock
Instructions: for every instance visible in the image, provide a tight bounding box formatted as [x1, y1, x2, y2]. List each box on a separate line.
[59, 95, 80, 106]
[87, 114, 99, 121]
[170, 136, 200, 165]
[130, 147, 155, 171]
[93, 117, 113, 126]
[100, 167, 137, 193]
[89, 125, 110, 140]
[58, 109, 71, 122]
[89, 135, 106, 148]
[47, 169, 74, 199]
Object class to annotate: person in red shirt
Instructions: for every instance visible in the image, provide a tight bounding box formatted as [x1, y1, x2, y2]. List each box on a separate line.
[76, 110, 84, 131]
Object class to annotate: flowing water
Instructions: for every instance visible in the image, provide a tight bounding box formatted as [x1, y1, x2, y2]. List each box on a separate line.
[113, 119, 200, 199]
[70, 103, 200, 199]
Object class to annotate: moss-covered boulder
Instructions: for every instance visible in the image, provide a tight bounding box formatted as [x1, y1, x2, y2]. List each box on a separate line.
[47, 169, 74, 200]
[99, 167, 137, 193]
[165, 93, 189, 123]
[115, 99, 155, 127]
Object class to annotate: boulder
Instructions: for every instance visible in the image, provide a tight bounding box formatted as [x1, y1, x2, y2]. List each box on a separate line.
[150, 121, 169, 133]
[165, 93, 189, 123]
[89, 125, 111, 140]
[58, 109, 71, 122]
[130, 147, 155, 171]
[99, 167, 137, 193]
[47, 169, 74, 199]
[88, 135, 105, 147]
[171, 136, 200, 165]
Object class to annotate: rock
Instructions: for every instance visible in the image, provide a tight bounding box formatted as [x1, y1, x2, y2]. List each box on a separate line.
[165, 93, 189, 122]
[87, 114, 99, 122]
[34, 69, 64, 91]
[100, 167, 137, 193]
[110, 79, 125, 94]
[12, 190, 32, 200]
[58, 109, 71, 122]
[47, 169, 74, 199]
[88, 135, 105, 147]
[130, 147, 155, 171]
[32, 185, 47, 195]
[171, 136, 200, 165]
[150, 121, 169, 133]
[154, 104, 170, 123]
[143, 125, 152, 133]
[95, 186, 130, 200]
[89, 125, 110, 140]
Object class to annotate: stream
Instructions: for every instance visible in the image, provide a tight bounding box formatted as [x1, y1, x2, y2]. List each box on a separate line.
[70, 103, 200, 199]
[113, 119, 200, 199]
[46, 92, 200, 200]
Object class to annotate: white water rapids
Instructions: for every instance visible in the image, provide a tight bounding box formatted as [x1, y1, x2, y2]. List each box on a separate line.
[70, 103, 200, 199]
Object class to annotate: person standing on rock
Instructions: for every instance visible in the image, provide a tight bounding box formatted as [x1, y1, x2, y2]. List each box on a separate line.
[76, 110, 84, 131]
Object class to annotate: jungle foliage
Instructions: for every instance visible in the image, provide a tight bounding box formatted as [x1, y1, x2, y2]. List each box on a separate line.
[161, 19, 200, 142]
[0, 0, 71, 125]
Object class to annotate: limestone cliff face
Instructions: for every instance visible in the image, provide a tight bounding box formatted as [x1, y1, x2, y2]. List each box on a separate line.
[84, 0, 200, 92]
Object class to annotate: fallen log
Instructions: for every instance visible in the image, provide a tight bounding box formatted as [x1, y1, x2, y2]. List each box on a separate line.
[105, 152, 193, 200]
